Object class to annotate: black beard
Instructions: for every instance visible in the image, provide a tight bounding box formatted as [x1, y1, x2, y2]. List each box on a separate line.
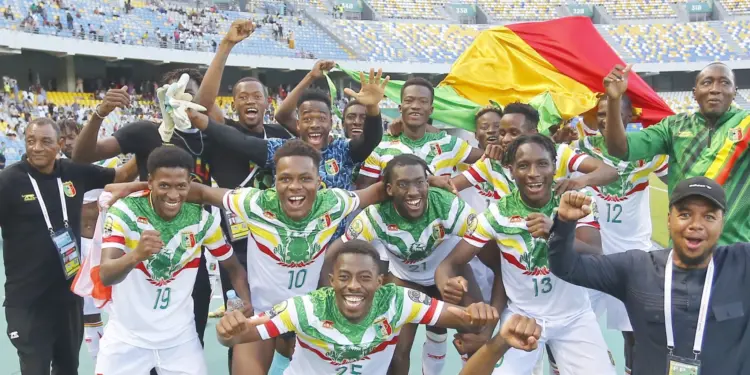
[674, 248, 711, 268]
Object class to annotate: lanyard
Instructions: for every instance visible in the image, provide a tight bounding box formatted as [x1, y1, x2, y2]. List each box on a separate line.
[664, 250, 714, 358]
[27, 174, 69, 234]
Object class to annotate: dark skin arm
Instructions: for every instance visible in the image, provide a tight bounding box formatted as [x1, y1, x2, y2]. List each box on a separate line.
[194, 19, 255, 124]
[72, 88, 127, 162]
[113, 157, 138, 183]
[274, 60, 335, 134]
[218, 254, 253, 315]
[602, 64, 634, 159]
[187, 110, 269, 165]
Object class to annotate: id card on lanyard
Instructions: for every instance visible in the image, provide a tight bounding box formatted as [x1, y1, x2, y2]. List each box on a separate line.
[28, 174, 81, 280]
[664, 251, 714, 375]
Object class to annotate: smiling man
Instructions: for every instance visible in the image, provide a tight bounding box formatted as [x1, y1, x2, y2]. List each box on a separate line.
[601, 62, 750, 244]
[336, 154, 481, 375]
[436, 134, 615, 375]
[96, 146, 251, 375]
[548, 177, 750, 375]
[452, 103, 618, 199]
[216, 240, 501, 375]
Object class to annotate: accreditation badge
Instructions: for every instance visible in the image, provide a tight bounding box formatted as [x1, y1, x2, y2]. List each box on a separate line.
[51, 228, 81, 279]
[666, 354, 700, 375]
[222, 209, 249, 242]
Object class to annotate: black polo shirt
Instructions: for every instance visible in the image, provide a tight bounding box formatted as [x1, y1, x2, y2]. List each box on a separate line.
[0, 158, 115, 307]
[113, 121, 213, 184]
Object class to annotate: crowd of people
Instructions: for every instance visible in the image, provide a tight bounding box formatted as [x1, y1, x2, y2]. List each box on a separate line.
[2, 17, 750, 375]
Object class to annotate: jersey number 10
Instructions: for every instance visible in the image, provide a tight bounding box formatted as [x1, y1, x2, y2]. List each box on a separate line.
[287, 269, 308, 289]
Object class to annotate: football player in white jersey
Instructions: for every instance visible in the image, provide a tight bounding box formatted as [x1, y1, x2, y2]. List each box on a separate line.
[569, 94, 667, 375]
[436, 134, 615, 375]
[216, 239, 504, 375]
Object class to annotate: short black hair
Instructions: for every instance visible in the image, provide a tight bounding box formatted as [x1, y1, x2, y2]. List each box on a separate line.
[401, 77, 434, 103]
[232, 77, 267, 97]
[475, 106, 504, 123]
[160, 68, 204, 86]
[27, 118, 60, 139]
[504, 102, 540, 131]
[343, 99, 365, 117]
[382, 154, 430, 185]
[600, 94, 633, 113]
[273, 139, 322, 169]
[503, 133, 557, 166]
[696, 62, 735, 85]
[297, 88, 332, 112]
[333, 239, 381, 267]
[57, 118, 80, 136]
[146, 146, 194, 175]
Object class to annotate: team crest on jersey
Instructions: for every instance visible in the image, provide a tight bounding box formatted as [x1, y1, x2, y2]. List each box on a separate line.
[373, 317, 393, 338]
[264, 210, 276, 220]
[322, 320, 334, 329]
[431, 223, 445, 240]
[387, 224, 399, 231]
[347, 218, 364, 239]
[269, 300, 287, 318]
[137, 217, 149, 225]
[62, 181, 76, 197]
[509, 215, 523, 223]
[182, 232, 197, 248]
[430, 143, 443, 156]
[325, 159, 340, 175]
[729, 127, 743, 143]
[317, 213, 332, 231]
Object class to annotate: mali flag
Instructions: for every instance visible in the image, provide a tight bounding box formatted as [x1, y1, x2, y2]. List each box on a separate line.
[335, 17, 673, 132]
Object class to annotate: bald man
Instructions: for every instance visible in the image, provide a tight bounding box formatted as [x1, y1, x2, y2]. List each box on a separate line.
[601, 62, 750, 244]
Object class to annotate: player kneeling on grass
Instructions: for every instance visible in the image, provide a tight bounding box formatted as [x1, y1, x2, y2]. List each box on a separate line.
[217, 240, 500, 375]
[96, 146, 251, 375]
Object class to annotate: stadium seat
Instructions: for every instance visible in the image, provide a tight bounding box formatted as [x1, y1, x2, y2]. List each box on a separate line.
[726, 20, 750, 51]
[720, 0, 750, 15]
[658, 91, 699, 114]
[602, 22, 742, 63]
[366, 0, 446, 20]
[588, 0, 686, 19]
[473, 0, 563, 21]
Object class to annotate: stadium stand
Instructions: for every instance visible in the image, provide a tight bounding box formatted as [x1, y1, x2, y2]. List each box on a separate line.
[601, 22, 742, 63]
[726, 20, 750, 51]
[588, 0, 684, 19]
[475, 0, 563, 21]
[720, 0, 750, 15]
[658, 91, 699, 114]
[366, 0, 446, 20]
[0, 0, 353, 59]
[329, 20, 482, 62]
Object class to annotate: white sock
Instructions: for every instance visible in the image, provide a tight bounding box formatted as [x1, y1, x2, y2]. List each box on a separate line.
[422, 331, 447, 375]
[84, 321, 104, 363]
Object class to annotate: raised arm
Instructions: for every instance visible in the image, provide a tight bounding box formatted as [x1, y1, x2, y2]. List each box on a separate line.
[113, 157, 138, 183]
[187, 109, 269, 165]
[342, 68, 389, 163]
[459, 315, 541, 375]
[274, 60, 335, 134]
[73, 88, 128, 162]
[353, 181, 388, 209]
[435, 239, 483, 305]
[548, 191, 633, 300]
[194, 19, 255, 124]
[602, 65, 632, 159]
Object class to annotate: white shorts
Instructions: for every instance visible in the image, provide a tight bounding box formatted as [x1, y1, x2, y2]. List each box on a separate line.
[492, 307, 615, 375]
[81, 237, 101, 316]
[96, 335, 207, 375]
[468, 257, 493, 303]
